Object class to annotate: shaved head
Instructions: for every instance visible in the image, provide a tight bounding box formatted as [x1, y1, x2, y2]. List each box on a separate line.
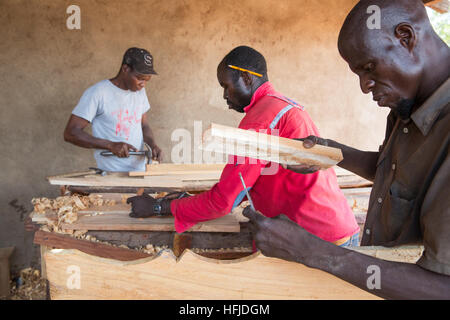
[337, 0, 450, 119]
[338, 0, 432, 56]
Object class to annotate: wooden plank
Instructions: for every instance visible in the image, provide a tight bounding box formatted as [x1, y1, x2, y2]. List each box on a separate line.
[202, 123, 343, 168]
[0, 247, 14, 297]
[352, 245, 424, 264]
[173, 234, 192, 258]
[34, 231, 151, 261]
[337, 175, 373, 189]
[41, 245, 422, 300]
[48, 172, 217, 191]
[130, 163, 226, 177]
[424, 0, 449, 13]
[61, 212, 240, 233]
[48, 172, 185, 188]
[42, 248, 379, 300]
[40, 246, 48, 280]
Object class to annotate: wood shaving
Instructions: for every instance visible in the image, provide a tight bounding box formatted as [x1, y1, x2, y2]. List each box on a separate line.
[4, 268, 47, 300]
[32, 194, 117, 235]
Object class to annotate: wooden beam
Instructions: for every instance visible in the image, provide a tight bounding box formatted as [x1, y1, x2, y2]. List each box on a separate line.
[61, 213, 240, 233]
[32, 203, 240, 233]
[130, 163, 226, 177]
[47, 171, 217, 191]
[424, 0, 449, 13]
[40, 245, 423, 300]
[202, 123, 343, 168]
[0, 247, 14, 297]
[34, 231, 151, 262]
[173, 233, 192, 258]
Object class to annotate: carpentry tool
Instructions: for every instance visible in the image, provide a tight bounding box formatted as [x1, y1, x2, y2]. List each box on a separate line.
[238, 172, 255, 211]
[47, 167, 106, 180]
[100, 143, 153, 164]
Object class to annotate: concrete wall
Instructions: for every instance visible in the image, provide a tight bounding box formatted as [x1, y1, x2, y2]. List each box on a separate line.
[0, 0, 389, 272]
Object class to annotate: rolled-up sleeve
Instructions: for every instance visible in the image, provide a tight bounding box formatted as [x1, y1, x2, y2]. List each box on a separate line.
[417, 145, 450, 275]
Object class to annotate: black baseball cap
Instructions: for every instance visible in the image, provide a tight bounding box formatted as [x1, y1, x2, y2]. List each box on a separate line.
[122, 47, 157, 75]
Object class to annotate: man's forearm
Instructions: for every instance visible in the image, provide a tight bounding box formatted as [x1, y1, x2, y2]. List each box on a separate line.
[308, 242, 450, 300]
[142, 124, 157, 147]
[64, 127, 112, 151]
[326, 139, 379, 181]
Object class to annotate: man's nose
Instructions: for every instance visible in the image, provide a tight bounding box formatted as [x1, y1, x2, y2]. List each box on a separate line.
[360, 76, 375, 94]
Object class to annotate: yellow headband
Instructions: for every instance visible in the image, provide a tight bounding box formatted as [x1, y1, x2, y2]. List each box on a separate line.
[228, 65, 263, 77]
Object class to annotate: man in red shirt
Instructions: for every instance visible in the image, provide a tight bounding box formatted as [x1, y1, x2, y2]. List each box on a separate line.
[128, 46, 359, 246]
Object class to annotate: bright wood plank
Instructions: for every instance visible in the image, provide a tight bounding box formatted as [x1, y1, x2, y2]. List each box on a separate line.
[43, 248, 381, 300]
[130, 163, 226, 177]
[202, 123, 343, 168]
[42, 246, 423, 300]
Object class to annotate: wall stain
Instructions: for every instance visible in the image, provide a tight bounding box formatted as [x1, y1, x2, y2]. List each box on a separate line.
[9, 199, 29, 221]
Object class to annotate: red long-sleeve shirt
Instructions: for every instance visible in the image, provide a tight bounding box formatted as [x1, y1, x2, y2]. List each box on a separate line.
[171, 82, 359, 242]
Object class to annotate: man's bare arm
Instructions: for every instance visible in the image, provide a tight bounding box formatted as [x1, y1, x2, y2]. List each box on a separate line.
[243, 208, 450, 300]
[63, 114, 137, 157]
[285, 136, 379, 182]
[327, 139, 379, 181]
[141, 113, 162, 161]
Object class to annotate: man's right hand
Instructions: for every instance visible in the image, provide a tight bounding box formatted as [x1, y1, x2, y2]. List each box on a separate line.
[282, 136, 329, 174]
[108, 142, 137, 158]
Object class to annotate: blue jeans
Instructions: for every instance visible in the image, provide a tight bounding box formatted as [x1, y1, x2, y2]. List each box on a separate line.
[339, 232, 360, 247]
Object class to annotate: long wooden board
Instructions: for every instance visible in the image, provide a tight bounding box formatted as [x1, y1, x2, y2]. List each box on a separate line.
[130, 163, 226, 177]
[41, 245, 423, 300]
[61, 213, 240, 232]
[47, 172, 217, 191]
[202, 123, 343, 168]
[31, 202, 240, 233]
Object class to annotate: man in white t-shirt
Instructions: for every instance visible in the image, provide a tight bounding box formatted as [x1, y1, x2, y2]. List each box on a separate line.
[64, 47, 163, 172]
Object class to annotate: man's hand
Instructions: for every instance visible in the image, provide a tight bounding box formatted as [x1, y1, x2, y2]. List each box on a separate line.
[24, 216, 39, 232]
[282, 136, 329, 174]
[242, 206, 324, 267]
[150, 144, 163, 162]
[127, 193, 160, 218]
[108, 142, 137, 158]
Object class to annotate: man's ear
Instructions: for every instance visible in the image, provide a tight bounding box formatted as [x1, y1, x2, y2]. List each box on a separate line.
[241, 71, 253, 87]
[395, 23, 417, 53]
[122, 64, 131, 74]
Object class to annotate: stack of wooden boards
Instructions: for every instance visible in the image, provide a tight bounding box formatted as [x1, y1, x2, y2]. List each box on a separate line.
[30, 193, 241, 233]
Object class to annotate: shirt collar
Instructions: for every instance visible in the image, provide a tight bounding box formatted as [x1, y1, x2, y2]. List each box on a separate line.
[411, 77, 450, 136]
[243, 81, 277, 113]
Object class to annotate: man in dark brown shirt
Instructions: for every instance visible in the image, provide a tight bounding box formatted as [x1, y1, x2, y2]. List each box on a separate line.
[242, 0, 450, 299]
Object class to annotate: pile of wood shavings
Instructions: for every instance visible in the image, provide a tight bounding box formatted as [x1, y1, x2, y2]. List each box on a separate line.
[32, 194, 115, 235]
[6, 268, 47, 300]
[67, 233, 169, 255]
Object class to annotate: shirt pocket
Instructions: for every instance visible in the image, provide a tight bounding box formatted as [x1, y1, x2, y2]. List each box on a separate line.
[383, 180, 416, 240]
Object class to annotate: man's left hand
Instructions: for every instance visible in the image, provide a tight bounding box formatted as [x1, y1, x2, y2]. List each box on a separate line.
[242, 206, 324, 267]
[127, 193, 161, 218]
[150, 144, 163, 162]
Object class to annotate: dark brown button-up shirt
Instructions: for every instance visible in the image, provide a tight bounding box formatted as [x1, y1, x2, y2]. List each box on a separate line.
[361, 78, 450, 276]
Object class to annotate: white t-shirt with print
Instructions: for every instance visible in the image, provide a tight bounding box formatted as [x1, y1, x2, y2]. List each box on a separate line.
[72, 79, 150, 172]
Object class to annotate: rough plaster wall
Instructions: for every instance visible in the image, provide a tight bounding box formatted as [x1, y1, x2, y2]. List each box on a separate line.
[0, 0, 389, 271]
